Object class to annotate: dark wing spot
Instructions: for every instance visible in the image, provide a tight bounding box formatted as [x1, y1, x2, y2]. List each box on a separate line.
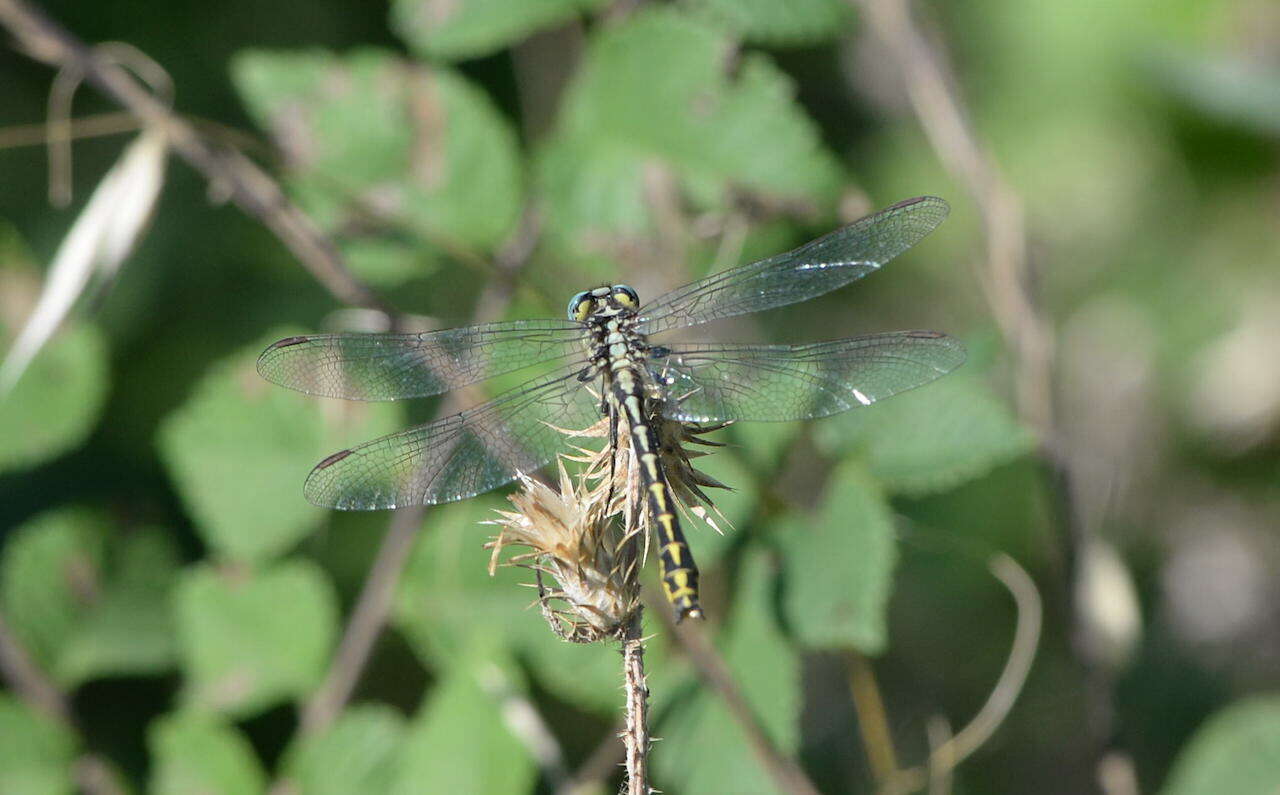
[315, 449, 353, 470]
[265, 336, 310, 350]
[905, 330, 946, 339]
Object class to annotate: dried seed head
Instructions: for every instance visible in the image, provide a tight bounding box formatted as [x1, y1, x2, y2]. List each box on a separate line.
[488, 401, 732, 641]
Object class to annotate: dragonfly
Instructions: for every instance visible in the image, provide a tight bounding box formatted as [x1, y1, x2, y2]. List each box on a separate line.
[258, 195, 965, 622]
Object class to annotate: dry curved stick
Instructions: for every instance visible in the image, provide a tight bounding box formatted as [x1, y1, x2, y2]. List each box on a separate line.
[0, 0, 389, 314]
[882, 553, 1042, 794]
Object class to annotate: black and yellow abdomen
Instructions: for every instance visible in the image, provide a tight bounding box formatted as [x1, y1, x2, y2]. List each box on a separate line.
[610, 366, 702, 622]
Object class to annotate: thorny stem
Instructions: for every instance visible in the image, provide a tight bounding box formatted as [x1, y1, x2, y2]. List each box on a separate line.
[0, 0, 389, 314]
[622, 609, 650, 795]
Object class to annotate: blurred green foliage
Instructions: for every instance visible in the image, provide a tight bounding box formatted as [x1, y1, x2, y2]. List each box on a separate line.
[1, 0, 1277, 793]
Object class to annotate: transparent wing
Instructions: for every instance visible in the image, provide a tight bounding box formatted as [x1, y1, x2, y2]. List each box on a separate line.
[257, 319, 586, 401]
[304, 363, 604, 510]
[637, 196, 949, 336]
[647, 332, 966, 423]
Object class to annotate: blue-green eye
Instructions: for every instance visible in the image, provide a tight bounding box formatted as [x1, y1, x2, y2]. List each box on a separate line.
[612, 284, 639, 308]
[567, 291, 591, 321]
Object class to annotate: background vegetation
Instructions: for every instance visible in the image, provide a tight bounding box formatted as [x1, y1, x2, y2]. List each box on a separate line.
[1, 0, 1278, 792]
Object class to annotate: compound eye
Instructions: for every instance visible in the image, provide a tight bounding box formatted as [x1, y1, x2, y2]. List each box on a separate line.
[612, 284, 639, 309]
[567, 291, 593, 321]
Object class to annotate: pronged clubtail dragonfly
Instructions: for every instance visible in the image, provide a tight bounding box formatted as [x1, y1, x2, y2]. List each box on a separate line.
[258, 196, 964, 621]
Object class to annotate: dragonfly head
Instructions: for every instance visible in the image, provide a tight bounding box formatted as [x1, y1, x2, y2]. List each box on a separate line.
[567, 284, 640, 322]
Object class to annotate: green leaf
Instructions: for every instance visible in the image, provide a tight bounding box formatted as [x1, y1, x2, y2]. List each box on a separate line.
[1163, 694, 1280, 795]
[0, 319, 108, 476]
[392, 662, 535, 795]
[813, 369, 1034, 496]
[653, 550, 800, 794]
[779, 462, 896, 653]
[0, 225, 109, 475]
[0, 695, 77, 795]
[232, 49, 522, 285]
[280, 704, 406, 795]
[149, 712, 266, 795]
[688, 0, 852, 47]
[158, 330, 400, 562]
[174, 559, 338, 717]
[0, 509, 179, 687]
[1150, 51, 1280, 137]
[391, 0, 607, 61]
[538, 8, 844, 267]
[54, 528, 181, 686]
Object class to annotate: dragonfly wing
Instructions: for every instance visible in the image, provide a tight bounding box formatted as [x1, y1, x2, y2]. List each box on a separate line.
[636, 196, 949, 336]
[257, 319, 586, 401]
[648, 332, 966, 423]
[305, 363, 605, 509]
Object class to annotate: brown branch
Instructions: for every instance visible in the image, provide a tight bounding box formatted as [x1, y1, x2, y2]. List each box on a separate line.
[847, 651, 900, 785]
[621, 610, 650, 795]
[298, 209, 542, 737]
[857, 0, 1122, 771]
[656, 600, 821, 795]
[0, 610, 73, 725]
[0, 0, 390, 314]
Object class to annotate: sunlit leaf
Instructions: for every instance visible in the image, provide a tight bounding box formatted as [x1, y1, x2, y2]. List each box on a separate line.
[0, 695, 77, 795]
[148, 712, 265, 795]
[0, 509, 179, 687]
[158, 330, 400, 562]
[779, 462, 896, 653]
[653, 550, 800, 794]
[813, 370, 1034, 496]
[688, 0, 852, 46]
[174, 559, 338, 717]
[232, 49, 522, 286]
[537, 7, 844, 268]
[1163, 694, 1280, 795]
[390, 0, 607, 61]
[0, 231, 108, 474]
[392, 660, 535, 794]
[280, 704, 406, 795]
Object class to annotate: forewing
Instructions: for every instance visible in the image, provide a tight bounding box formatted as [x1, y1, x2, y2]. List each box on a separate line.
[637, 196, 949, 336]
[648, 332, 966, 423]
[304, 364, 604, 509]
[257, 319, 585, 401]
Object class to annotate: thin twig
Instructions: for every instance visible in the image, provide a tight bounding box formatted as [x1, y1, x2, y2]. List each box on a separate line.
[883, 553, 1042, 794]
[297, 208, 542, 737]
[0, 611, 73, 725]
[657, 601, 821, 795]
[847, 651, 900, 785]
[856, 0, 1115, 771]
[0, 0, 389, 314]
[621, 609, 650, 795]
[856, 0, 1051, 437]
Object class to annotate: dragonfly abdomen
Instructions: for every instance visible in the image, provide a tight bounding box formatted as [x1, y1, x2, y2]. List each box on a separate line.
[610, 363, 703, 622]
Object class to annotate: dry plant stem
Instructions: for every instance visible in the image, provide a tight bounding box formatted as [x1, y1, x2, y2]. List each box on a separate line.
[880, 553, 1042, 794]
[622, 609, 650, 795]
[661, 604, 821, 795]
[0, 611, 72, 725]
[298, 504, 423, 734]
[0, 0, 388, 314]
[859, 0, 1115, 775]
[847, 651, 900, 784]
[856, 0, 1050, 436]
[298, 212, 540, 736]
